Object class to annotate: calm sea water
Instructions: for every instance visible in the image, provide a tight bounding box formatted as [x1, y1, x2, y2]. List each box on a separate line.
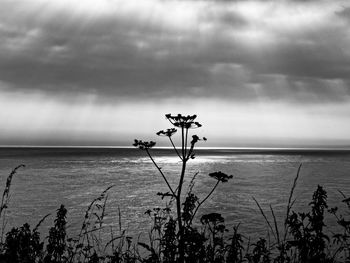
[0, 147, 349, 239]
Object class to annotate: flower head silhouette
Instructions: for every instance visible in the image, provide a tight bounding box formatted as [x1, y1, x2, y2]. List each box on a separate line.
[165, 114, 202, 129]
[209, 171, 233, 183]
[156, 128, 177, 137]
[132, 139, 156, 150]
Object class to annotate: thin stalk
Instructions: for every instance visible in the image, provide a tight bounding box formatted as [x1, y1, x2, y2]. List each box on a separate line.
[283, 163, 302, 241]
[33, 213, 51, 232]
[118, 206, 122, 232]
[0, 164, 25, 242]
[169, 137, 182, 160]
[145, 149, 175, 196]
[176, 162, 186, 263]
[190, 180, 220, 224]
[338, 190, 350, 210]
[187, 171, 199, 194]
[253, 197, 277, 241]
[181, 127, 185, 159]
[270, 205, 280, 245]
[186, 141, 195, 161]
[176, 126, 186, 263]
[184, 128, 188, 158]
[177, 127, 188, 199]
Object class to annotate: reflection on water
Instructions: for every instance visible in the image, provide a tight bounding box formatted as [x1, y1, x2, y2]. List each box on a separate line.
[0, 147, 349, 239]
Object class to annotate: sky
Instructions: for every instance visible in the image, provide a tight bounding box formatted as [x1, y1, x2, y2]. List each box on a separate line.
[0, 0, 350, 148]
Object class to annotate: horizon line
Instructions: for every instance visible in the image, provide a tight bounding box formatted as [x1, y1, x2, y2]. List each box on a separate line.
[1, 145, 350, 151]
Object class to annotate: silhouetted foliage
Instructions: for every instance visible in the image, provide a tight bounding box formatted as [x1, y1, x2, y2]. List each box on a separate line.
[0, 164, 25, 242]
[45, 205, 67, 263]
[285, 185, 331, 263]
[3, 223, 43, 263]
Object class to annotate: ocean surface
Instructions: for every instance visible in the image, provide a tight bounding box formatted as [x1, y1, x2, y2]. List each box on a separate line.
[0, 147, 350, 240]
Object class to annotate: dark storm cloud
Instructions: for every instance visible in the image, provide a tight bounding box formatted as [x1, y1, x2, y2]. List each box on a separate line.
[0, 0, 349, 102]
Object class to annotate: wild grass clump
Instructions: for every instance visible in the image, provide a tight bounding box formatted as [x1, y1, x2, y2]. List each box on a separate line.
[0, 164, 25, 242]
[0, 114, 349, 263]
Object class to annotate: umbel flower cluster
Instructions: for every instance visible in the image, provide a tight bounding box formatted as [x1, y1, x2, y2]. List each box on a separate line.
[156, 128, 177, 137]
[132, 139, 156, 150]
[209, 171, 233, 183]
[165, 114, 202, 129]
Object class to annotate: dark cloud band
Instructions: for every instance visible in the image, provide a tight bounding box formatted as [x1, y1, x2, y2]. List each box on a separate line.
[0, 0, 349, 103]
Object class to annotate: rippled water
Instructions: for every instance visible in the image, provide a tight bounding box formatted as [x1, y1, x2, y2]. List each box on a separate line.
[0, 147, 349, 239]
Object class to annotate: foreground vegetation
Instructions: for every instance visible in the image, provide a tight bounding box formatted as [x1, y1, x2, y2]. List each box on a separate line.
[0, 114, 349, 263]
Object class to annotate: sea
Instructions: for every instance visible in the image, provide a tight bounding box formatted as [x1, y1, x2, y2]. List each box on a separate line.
[0, 147, 349, 241]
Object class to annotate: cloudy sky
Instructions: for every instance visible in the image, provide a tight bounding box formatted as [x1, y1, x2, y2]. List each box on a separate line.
[1, 0, 350, 147]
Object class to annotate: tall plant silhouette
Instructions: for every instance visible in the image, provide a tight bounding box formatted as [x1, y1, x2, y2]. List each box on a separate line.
[133, 114, 232, 263]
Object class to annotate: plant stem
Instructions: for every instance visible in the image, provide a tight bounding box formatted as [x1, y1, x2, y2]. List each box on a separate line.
[190, 180, 220, 225]
[283, 163, 302, 241]
[184, 128, 188, 159]
[169, 137, 182, 161]
[176, 126, 187, 263]
[145, 149, 175, 196]
[253, 197, 277, 241]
